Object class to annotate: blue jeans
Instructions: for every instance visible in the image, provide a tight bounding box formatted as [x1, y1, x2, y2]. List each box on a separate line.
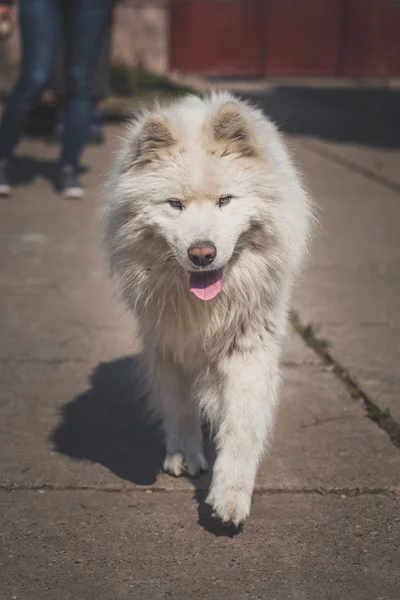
[0, 0, 112, 167]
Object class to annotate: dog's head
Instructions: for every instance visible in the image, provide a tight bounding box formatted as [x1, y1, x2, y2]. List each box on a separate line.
[107, 94, 309, 303]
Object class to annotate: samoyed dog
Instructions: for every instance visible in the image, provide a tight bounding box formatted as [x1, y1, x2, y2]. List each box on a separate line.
[105, 93, 311, 527]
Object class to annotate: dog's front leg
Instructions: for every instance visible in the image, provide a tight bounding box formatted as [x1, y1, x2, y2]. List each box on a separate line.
[149, 356, 208, 478]
[206, 344, 280, 527]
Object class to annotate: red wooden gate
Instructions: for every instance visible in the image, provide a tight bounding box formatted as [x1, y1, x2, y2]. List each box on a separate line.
[263, 0, 342, 76]
[170, 0, 400, 77]
[170, 0, 264, 75]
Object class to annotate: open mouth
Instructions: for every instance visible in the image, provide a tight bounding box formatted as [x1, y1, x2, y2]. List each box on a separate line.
[189, 268, 223, 301]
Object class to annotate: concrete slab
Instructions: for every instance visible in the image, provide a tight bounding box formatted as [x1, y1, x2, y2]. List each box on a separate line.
[1, 346, 399, 493]
[1, 490, 399, 600]
[1, 131, 399, 498]
[308, 139, 400, 189]
[290, 140, 400, 422]
[1, 103, 399, 600]
[320, 323, 400, 425]
[0, 129, 134, 364]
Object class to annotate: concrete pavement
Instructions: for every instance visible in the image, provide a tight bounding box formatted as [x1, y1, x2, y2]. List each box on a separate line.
[0, 93, 399, 599]
[2, 491, 399, 600]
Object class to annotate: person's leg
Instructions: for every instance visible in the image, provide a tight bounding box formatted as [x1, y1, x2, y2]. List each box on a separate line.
[88, 12, 112, 145]
[60, 0, 112, 177]
[93, 8, 112, 101]
[88, 102, 105, 145]
[0, 0, 59, 160]
[0, 0, 59, 195]
[49, 34, 67, 140]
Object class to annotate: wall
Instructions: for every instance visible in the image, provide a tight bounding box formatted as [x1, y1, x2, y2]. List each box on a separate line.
[112, 0, 168, 72]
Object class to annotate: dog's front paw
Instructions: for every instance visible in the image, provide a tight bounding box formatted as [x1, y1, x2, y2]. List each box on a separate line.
[163, 452, 209, 477]
[206, 486, 251, 528]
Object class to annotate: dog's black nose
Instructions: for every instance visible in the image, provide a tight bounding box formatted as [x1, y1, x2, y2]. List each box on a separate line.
[188, 242, 217, 268]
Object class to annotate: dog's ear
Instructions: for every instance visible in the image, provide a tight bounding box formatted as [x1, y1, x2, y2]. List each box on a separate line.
[213, 102, 257, 158]
[136, 114, 175, 165]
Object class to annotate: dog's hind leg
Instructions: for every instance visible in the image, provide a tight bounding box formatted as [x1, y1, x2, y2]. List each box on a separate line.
[206, 343, 280, 527]
[149, 357, 208, 477]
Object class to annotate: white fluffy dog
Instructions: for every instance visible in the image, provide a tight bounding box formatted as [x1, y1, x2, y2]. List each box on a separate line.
[105, 93, 311, 527]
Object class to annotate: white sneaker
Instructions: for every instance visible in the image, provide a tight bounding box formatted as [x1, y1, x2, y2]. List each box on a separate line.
[59, 164, 84, 199]
[0, 159, 11, 196]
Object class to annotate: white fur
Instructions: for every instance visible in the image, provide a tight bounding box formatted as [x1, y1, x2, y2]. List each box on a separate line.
[105, 93, 311, 527]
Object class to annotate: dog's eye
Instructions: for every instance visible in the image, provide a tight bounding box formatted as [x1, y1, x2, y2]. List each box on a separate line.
[218, 195, 232, 207]
[168, 199, 183, 211]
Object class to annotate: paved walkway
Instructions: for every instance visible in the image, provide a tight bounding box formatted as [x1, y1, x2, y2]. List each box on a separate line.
[1, 91, 399, 599]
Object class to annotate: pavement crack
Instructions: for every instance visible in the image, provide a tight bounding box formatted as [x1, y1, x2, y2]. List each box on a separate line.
[0, 483, 398, 497]
[304, 140, 400, 195]
[0, 357, 91, 365]
[291, 310, 400, 450]
[300, 414, 364, 429]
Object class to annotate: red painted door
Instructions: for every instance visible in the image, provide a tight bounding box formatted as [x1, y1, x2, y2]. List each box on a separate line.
[381, 0, 400, 75]
[170, 0, 264, 75]
[340, 0, 400, 76]
[169, 0, 400, 77]
[263, 0, 342, 76]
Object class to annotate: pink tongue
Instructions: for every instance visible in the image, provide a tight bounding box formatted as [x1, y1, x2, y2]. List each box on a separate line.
[189, 269, 222, 301]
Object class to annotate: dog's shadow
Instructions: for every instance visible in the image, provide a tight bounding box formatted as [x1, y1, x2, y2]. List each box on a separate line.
[52, 356, 240, 536]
